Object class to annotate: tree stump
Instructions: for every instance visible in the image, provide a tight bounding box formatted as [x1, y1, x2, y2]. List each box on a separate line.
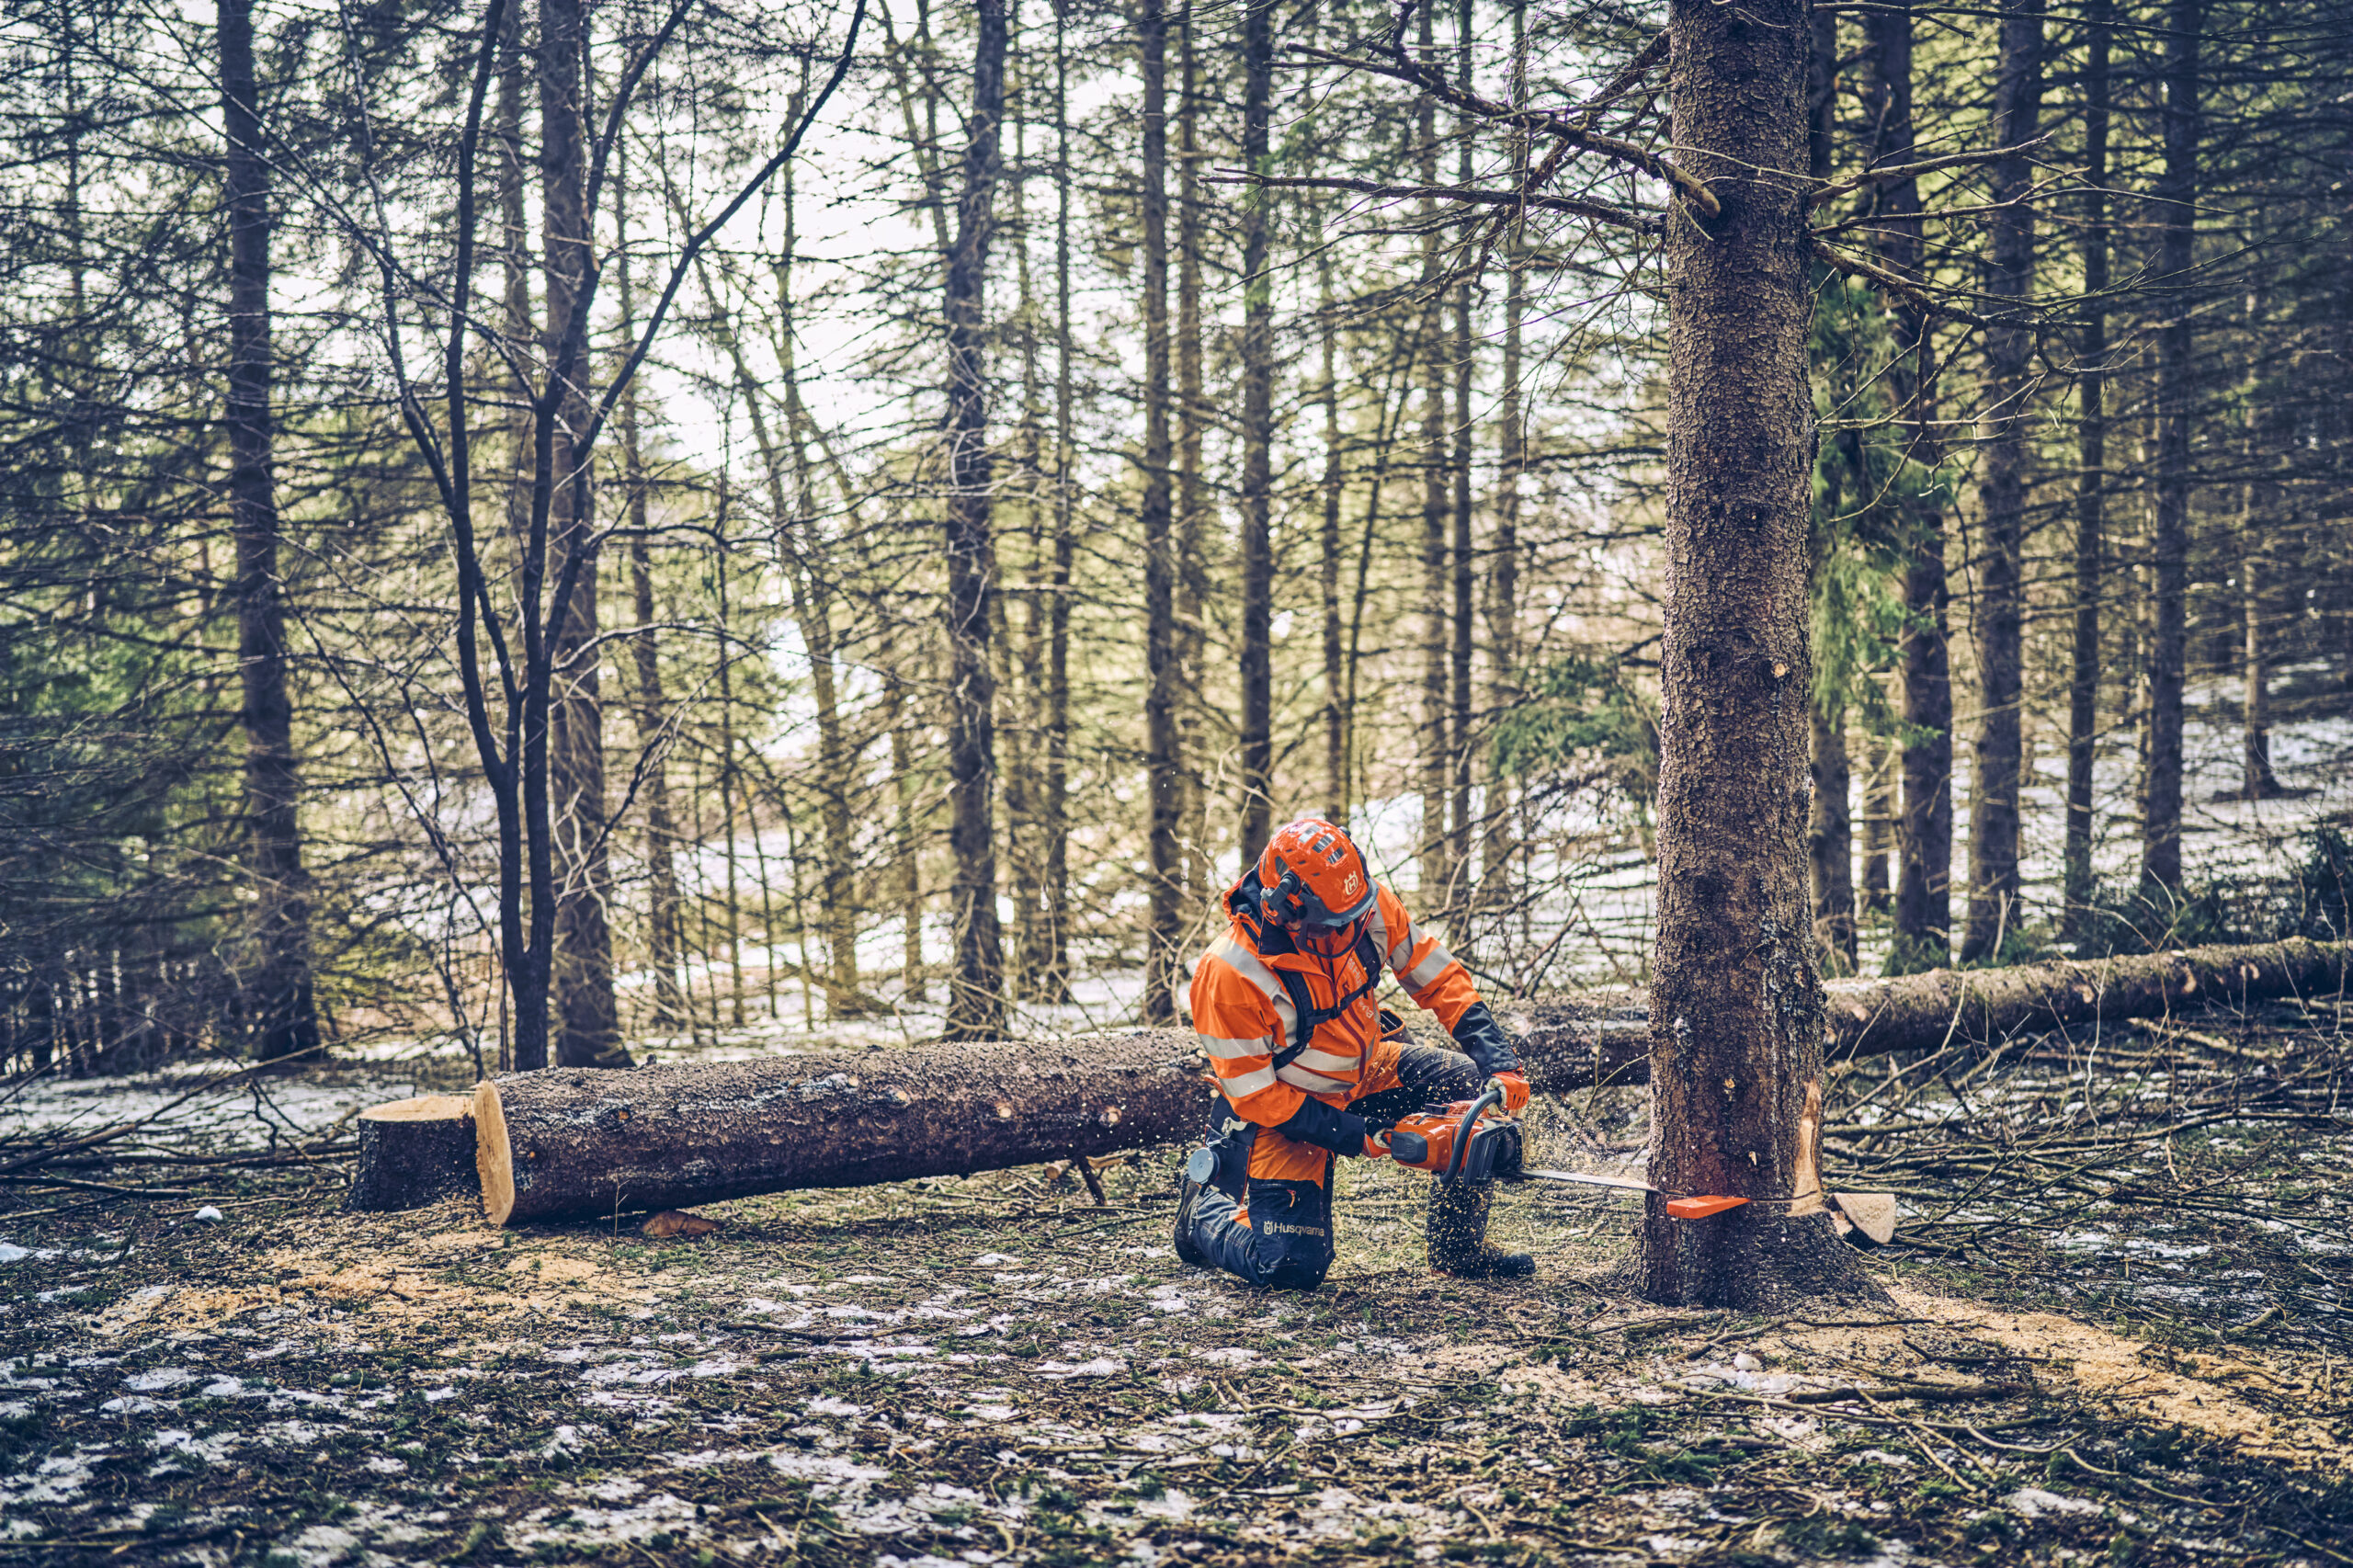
[345, 1095, 478, 1210]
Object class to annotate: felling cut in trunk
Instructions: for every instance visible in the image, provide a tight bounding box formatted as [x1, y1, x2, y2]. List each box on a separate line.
[342, 940, 2345, 1220]
[473, 1031, 1206, 1225]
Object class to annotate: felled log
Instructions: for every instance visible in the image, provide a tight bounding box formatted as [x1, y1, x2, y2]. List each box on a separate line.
[474, 1032, 1206, 1225]
[345, 1095, 477, 1210]
[420, 937, 2344, 1223]
[1515, 936, 2350, 1088]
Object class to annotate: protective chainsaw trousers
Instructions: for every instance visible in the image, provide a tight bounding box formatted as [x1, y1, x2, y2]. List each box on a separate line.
[1178, 1042, 1487, 1291]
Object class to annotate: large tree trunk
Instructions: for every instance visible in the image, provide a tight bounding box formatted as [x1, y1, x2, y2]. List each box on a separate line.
[1866, 3, 1951, 971]
[2064, 0, 2110, 941]
[1174, 1, 1211, 904]
[435, 937, 2350, 1221]
[1417, 0, 1452, 910]
[474, 1035, 1210, 1225]
[1482, 0, 1528, 919]
[1961, 0, 2043, 965]
[942, 0, 1010, 1040]
[1803, 12, 1855, 976]
[1448, 0, 1477, 913]
[1236, 0, 1277, 865]
[2143, 0, 2203, 897]
[1140, 0, 1183, 1023]
[1041, 3, 1075, 1003]
[1641, 0, 1870, 1308]
[219, 0, 319, 1063]
[615, 171, 688, 1034]
[542, 0, 627, 1070]
[1320, 250, 1347, 825]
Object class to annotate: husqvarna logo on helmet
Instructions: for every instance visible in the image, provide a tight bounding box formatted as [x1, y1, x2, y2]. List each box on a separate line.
[1342, 871, 1362, 898]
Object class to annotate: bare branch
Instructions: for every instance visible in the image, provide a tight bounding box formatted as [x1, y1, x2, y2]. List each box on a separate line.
[1208, 169, 1664, 234]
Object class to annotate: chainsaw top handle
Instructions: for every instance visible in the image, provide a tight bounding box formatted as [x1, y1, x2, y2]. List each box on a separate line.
[1443, 1080, 1507, 1185]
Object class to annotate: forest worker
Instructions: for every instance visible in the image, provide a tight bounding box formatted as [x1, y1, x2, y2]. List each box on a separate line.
[1173, 817, 1536, 1289]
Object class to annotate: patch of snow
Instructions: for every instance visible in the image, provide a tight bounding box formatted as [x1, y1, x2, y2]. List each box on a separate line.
[972, 1253, 1020, 1267]
[124, 1367, 197, 1392]
[1196, 1347, 1256, 1367]
[2007, 1488, 2103, 1519]
[766, 1449, 890, 1487]
[1038, 1358, 1127, 1378]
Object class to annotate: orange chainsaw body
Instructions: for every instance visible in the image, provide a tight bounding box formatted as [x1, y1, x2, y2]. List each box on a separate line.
[1390, 1101, 1753, 1220]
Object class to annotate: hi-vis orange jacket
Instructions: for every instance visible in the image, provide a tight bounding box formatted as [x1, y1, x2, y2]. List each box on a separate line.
[1190, 879, 1480, 1131]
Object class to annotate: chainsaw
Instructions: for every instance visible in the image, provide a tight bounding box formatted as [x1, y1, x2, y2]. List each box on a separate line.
[1379, 1078, 1750, 1221]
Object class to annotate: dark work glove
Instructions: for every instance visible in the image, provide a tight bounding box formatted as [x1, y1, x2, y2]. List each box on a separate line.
[1275, 1096, 1372, 1159]
[1449, 1001, 1520, 1079]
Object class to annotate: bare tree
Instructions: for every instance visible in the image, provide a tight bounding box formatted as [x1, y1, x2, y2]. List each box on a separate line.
[941, 0, 1010, 1040]
[218, 0, 319, 1061]
[1961, 0, 2043, 965]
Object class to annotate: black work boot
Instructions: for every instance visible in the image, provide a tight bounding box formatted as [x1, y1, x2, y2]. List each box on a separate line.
[1173, 1167, 1210, 1268]
[1427, 1179, 1536, 1279]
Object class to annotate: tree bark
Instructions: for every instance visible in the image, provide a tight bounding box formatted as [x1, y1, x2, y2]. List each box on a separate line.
[1864, 3, 1951, 971]
[1961, 0, 2043, 965]
[1804, 6, 1855, 976]
[2235, 377, 2282, 800]
[2143, 0, 2203, 897]
[1809, 702, 1859, 972]
[1482, 0, 1527, 917]
[1174, 0, 1211, 903]
[942, 0, 1010, 1040]
[1041, 1, 1075, 1002]
[2064, 0, 2110, 940]
[1236, 0, 1277, 866]
[347, 1096, 477, 1211]
[1417, 0, 1452, 910]
[1449, 0, 1477, 913]
[218, 0, 320, 1062]
[615, 188, 687, 1033]
[1320, 250, 1347, 825]
[1859, 733, 1893, 914]
[1641, 0, 1872, 1308]
[542, 0, 627, 1069]
[474, 1035, 1210, 1224]
[1141, 0, 1182, 1023]
[437, 937, 2350, 1221]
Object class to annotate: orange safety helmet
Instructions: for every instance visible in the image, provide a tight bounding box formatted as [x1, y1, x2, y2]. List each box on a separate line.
[1255, 818, 1377, 932]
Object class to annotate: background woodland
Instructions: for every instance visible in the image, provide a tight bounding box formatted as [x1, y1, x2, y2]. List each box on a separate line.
[2, 0, 2349, 1074]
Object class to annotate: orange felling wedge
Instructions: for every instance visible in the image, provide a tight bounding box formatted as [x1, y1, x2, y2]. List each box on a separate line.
[1664, 1195, 1749, 1220]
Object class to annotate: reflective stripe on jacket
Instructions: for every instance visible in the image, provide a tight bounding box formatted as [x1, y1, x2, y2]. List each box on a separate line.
[1189, 881, 1480, 1128]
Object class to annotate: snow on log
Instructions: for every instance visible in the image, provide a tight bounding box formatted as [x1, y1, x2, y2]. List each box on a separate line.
[345, 1095, 478, 1210]
[474, 1031, 1208, 1225]
[1515, 937, 2349, 1088]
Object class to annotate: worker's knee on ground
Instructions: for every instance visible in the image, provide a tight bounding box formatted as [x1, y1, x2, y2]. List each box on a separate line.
[1245, 1178, 1332, 1290]
[1397, 1041, 1483, 1098]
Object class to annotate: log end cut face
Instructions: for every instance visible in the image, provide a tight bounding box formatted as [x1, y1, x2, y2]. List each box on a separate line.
[474, 1079, 515, 1225]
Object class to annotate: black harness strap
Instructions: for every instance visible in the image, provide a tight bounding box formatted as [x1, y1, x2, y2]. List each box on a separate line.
[1268, 926, 1386, 1073]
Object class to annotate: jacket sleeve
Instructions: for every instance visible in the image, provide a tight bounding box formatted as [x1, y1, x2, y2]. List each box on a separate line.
[1370, 884, 1482, 1032]
[1188, 943, 1305, 1129]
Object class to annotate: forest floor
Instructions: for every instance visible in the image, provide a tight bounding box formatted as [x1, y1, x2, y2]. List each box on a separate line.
[5, 1005, 2352, 1568]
